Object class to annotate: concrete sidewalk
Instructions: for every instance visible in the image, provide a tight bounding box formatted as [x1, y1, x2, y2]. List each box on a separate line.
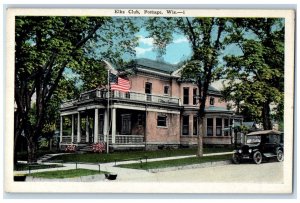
[15, 151, 233, 177]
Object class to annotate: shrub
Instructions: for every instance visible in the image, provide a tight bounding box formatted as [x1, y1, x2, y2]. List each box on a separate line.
[65, 144, 76, 153]
[92, 142, 106, 153]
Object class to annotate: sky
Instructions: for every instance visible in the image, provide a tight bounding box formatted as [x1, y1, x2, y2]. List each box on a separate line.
[134, 26, 243, 66]
[135, 28, 193, 64]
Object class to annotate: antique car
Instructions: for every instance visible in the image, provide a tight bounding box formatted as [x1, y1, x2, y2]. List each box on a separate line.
[232, 130, 284, 164]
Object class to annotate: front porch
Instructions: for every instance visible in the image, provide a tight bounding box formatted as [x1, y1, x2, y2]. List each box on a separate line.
[59, 108, 147, 151]
[60, 135, 145, 151]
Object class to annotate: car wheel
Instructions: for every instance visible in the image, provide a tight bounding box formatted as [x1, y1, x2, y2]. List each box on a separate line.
[276, 150, 284, 162]
[253, 151, 263, 164]
[232, 154, 240, 164]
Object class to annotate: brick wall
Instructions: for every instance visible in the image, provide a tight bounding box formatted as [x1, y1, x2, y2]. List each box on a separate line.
[145, 111, 180, 144]
[129, 74, 172, 96]
[129, 74, 226, 109]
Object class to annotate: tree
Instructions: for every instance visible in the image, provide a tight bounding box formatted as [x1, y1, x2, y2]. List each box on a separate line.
[146, 17, 227, 157]
[15, 16, 138, 163]
[222, 18, 284, 129]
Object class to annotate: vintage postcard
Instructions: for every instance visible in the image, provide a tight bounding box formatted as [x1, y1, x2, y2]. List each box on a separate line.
[5, 8, 295, 194]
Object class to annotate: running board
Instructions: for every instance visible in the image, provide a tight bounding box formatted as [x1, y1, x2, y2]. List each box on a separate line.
[263, 153, 277, 158]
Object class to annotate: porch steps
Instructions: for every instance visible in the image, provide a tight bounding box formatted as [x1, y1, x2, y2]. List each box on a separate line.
[77, 145, 94, 152]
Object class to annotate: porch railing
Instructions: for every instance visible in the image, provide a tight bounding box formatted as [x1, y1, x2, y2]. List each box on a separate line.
[99, 134, 144, 144]
[61, 134, 144, 145]
[61, 89, 180, 108]
[115, 135, 144, 144]
[60, 99, 77, 108]
[111, 91, 179, 104]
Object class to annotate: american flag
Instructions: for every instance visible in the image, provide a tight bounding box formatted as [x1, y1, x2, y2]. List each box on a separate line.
[110, 72, 130, 92]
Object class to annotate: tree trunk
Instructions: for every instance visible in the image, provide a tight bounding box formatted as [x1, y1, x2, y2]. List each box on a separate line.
[262, 100, 272, 130]
[27, 137, 37, 163]
[197, 119, 204, 157]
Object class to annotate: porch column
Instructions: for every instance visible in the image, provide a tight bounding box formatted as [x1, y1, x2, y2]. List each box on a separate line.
[77, 112, 81, 143]
[60, 116, 63, 143]
[103, 109, 108, 142]
[213, 117, 216, 136]
[71, 114, 74, 143]
[94, 108, 99, 143]
[189, 115, 193, 137]
[111, 108, 116, 144]
[221, 118, 224, 136]
[86, 115, 89, 143]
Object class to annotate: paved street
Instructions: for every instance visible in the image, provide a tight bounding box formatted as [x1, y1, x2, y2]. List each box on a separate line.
[116, 161, 283, 183]
[20, 152, 283, 184]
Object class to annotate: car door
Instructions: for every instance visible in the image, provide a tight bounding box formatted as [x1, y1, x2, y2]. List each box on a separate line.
[263, 135, 277, 154]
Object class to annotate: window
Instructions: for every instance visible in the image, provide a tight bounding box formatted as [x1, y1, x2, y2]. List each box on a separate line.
[193, 116, 198, 135]
[145, 82, 152, 94]
[207, 118, 213, 136]
[183, 87, 189, 105]
[216, 118, 222, 136]
[145, 82, 152, 101]
[193, 88, 197, 105]
[157, 115, 167, 127]
[268, 135, 279, 144]
[137, 114, 143, 126]
[224, 118, 229, 136]
[164, 86, 169, 95]
[210, 97, 215, 105]
[182, 115, 189, 135]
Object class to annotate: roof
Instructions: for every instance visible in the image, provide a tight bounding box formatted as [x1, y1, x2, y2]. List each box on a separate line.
[205, 106, 233, 113]
[128, 58, 222, 94]
[208, 85, 219, 92]
[243, 121, 256, 128]
[208, 85, 221, 96]
[135, 58, 178, 74]
[246, 130, 283, 136]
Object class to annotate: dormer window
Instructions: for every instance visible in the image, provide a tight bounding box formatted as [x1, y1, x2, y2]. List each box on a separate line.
[210, 97, 215, 105]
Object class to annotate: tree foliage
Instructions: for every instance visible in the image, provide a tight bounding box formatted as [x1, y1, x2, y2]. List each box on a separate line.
[222, 18, 284, 129]
[145, 17, 228, 156]
[15, 16, 139, 163]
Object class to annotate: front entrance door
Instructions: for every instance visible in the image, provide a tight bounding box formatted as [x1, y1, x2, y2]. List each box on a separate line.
[121, 114, 131, 135]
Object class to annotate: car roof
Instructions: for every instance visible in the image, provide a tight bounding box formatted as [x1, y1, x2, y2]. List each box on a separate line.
[246, 130, 283, 136]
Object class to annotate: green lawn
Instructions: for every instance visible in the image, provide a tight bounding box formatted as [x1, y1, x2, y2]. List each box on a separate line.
[49, 147, 233, 163]
[14, 163, 63, 171]
[118, 154, 232, 170]
[16, 149, 59, 161]
[28, 169, 107, 179]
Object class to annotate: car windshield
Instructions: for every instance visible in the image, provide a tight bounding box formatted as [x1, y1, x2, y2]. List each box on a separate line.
[246, 135, 261, 144]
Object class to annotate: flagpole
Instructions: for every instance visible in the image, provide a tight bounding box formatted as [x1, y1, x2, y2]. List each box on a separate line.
[107, 69, 110, 154]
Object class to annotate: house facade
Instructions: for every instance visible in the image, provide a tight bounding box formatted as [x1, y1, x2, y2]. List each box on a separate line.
[59, 58, 242, 151]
